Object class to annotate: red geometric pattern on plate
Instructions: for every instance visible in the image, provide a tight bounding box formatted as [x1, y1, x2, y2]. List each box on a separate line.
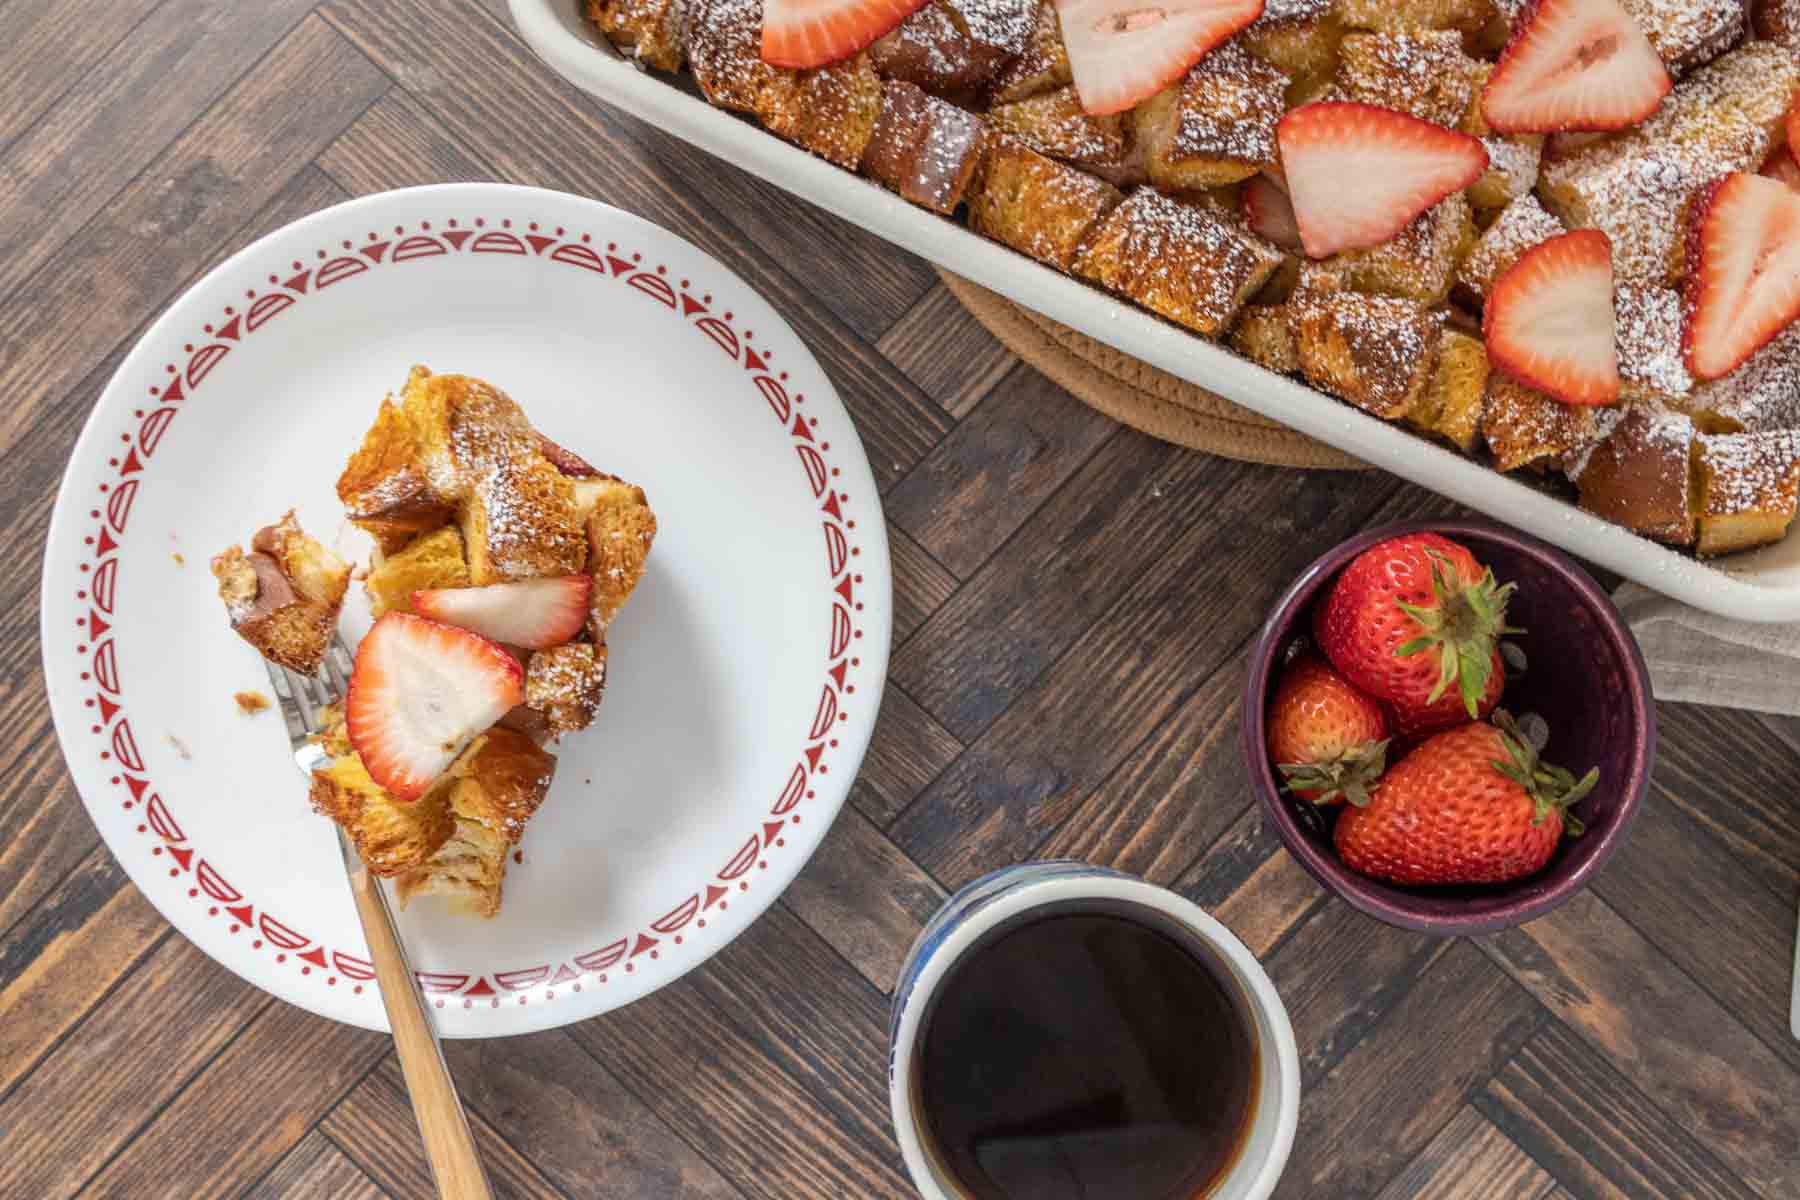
[74, 213, 862, 1013]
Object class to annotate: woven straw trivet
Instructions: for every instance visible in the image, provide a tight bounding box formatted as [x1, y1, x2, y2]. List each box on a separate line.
[937, 270, 1368, 471]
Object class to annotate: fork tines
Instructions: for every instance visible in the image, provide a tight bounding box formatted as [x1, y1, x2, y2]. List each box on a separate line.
[262, 634, 355, 745]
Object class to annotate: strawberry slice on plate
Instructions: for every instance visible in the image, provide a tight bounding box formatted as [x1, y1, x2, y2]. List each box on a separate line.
[762, 0, 931, 68]
[1484, 228, 1620, 406]
[1684, 171, 1800, 381]
[347, 612, 525, 801]
[1277, 102, 1488, 258]
[1055, 0, 1266, 116]
[1481, 0, 1669, 133]
[1243, 171, 1300, 252]
[413, 576, 593, 650]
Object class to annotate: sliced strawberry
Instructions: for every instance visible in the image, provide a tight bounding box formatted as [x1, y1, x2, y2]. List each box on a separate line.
[1243, 171, 1300, 252]
[413, 576, 593, 650]
[346, 613, 524, 801]
[1055, 0, 1266, 117]
[1277, 102, 1488, 258]
[1790, 89, 1799, 161]
[1684, 172, 1800, 381]
[1763, 148, 1800, 193]
[1481, 0, 1669, 134]
[762, 0, 931, 68]
[1484, 229, 1620, 406]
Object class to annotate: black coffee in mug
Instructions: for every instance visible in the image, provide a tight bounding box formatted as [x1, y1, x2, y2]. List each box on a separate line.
[915, 905, 1260, 1200]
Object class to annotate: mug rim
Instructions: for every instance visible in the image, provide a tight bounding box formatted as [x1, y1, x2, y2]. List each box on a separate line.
[888, 864, 1301, 1200]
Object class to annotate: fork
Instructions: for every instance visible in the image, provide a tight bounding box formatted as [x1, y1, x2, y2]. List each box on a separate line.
[267, 636, 495, 1200]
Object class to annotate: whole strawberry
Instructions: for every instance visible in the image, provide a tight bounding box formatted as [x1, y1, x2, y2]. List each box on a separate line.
[1266, 656, 1389, 805]
[1334, 714, 1596, 886]
[1315, 533, 1516, 739]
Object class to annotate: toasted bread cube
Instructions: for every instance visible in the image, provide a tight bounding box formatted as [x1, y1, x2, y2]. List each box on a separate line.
[1292, 291, 1445, 418]
[756, 53, 883, 169]
[1134, 44, 1288, 191]
[990, 85, 1129, 171]
[1406, 330, 1489, 451]
[871, 3, 991, 97]
[1614, 283, 1695, 407]
[861, 80, 986, 212]
[364, 527, 469, 617]
[337, 397, 456, 555]
[1620, 0, 1744, 77]
[394, 728, 556, 917]
[583, 477, 659, 637]
[527, 643, 610, 736]
[212, 513, 350, 675]
[1754, 0, 1800, 43]
[310, 752, 455, 877]
[1455, 194, 1564, 305]
[684, 0, 778, 111]
[1336, 30, 1479, 128]
[459, 449, 589, 586]
[1231, 305, 1301, 374]
[1538, 42, 1800, 282]
[968, 136, 1125, 270]
[991, 1, 1071, 102]
[1681, 325, 1800, 434]
[1337, 0, 1497, 43]
[1481, 375, 1599, 471]
[1326, 193, 1473, 304]
[1694, 430, 1800, 555]
[584, 0, 683, 70]
[1075, 190, 1285, 336]
[1570, 405, 1698, 544]
[1241, 1, 1344, 83]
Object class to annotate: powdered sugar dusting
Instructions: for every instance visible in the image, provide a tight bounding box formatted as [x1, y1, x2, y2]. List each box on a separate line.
[1614, 283, 1694, 401]
[1692, 324, 1800, 431]
[1457, 195, 1563, 299]
[1699, 429, 1800, 515]
[1168, 42, 1287, 168]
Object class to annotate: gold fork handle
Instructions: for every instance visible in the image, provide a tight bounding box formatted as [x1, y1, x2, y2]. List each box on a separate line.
[346, 864, 495, 1200]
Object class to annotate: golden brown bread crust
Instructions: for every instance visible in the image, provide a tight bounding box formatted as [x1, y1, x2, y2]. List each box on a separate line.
[1075, 190, 1284, 337]
[212, 513, 349, 674]
[968, 135, 1124, 272]
[1571, 406, 1698, 545]
[1336, 0, 1497, 43]
[1335, 30, 1478, 129]
[585, 0, 685, 71]
[337, 398, 457, 555]
[756, 54, 884, 170]
[1326, 193, 1473, 305]
[1292, 291, 1445, 418]
[1481, 375, 1599, 471]
[1230, 305, 1301, 375]
[527, 642, 609, 736]
[864, 80, 988, 213]
[364, 527, 470, 618]
[459, 450, 589, 584]
[989, 86, 1128, 173]
[393, 729, 556, 917]
[989, 0, 1070, 103]
[310, 754, 456, 877]
[1694, 431, 1800, 556]
[1754, 0, 1800, 44]
[683, 0, 776, 111]
[1240, 11, 1344, 85]
[1134, 45, 1288, 192]
[583, 478, 659, 637]
[1405, 329, 1489, 452]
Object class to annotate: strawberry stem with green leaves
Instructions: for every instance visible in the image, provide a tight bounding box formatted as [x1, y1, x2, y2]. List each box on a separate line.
[1489, 711, 1596, 834]
[1394, 549, 1520, 718]
[1277, 738, 1391, 807]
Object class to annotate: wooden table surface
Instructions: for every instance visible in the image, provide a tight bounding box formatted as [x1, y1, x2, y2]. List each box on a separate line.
[3, 3, 1798, 1197]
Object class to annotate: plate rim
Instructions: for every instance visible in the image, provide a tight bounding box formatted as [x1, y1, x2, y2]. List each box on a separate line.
[39, 181, 893, 1037]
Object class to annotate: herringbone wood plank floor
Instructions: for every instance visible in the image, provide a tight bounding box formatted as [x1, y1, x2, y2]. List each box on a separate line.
[2, 3, 1797, 1197]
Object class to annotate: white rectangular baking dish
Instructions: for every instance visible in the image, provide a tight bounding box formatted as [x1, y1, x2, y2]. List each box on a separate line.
[510, 0, 1800, 622]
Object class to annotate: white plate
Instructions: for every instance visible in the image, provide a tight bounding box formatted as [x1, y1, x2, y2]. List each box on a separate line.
[509, 0, 1800, 623]
[41, 183, 892, 1036]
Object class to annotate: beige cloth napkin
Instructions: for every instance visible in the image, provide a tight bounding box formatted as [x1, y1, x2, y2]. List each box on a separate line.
[1610, 584, 1800, 1038]
[1612, 583, 1800, 716]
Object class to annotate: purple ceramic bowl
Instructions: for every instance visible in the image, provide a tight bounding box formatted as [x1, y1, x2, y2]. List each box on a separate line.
[1240, 518, 1655, 935]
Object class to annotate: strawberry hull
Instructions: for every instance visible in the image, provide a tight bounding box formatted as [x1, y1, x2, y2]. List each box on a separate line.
[1241, 518, 1654, 935]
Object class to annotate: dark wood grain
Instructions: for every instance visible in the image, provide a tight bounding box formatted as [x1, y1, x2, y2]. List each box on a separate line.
[877, 286, 1019, 418]
[2, 5, 1794, 1198]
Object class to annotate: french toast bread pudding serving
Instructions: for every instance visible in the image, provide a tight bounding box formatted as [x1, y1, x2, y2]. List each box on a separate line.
[584, 0, 1800, 561]
[214, 366, 657, 917]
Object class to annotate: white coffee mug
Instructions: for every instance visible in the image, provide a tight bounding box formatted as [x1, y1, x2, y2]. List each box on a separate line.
[888, 862, 1300, 1200]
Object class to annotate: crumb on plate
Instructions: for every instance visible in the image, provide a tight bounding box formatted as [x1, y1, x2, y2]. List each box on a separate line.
[234, 690, 270, 715]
